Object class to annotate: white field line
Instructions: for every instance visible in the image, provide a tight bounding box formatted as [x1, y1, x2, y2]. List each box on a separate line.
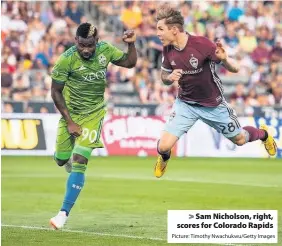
[2, 224, 164, 241]
[2, 173, 280, 188]
[2, 224, 246, 246]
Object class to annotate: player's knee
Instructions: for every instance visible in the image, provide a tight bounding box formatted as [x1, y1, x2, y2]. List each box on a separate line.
[54, 157, 69, 167]
[232, 134, 246, 146]
[235, 140, 245, 146]
[73, 154, 88, 164]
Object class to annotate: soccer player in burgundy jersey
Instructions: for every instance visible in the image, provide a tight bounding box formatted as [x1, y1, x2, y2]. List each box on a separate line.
[154, 6, 277, 178]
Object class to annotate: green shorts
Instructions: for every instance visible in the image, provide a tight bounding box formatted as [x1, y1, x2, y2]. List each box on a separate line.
[55, 109, 106, 160]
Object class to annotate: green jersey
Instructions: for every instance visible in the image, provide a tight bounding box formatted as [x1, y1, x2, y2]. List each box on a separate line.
[51, 42, 125, 114]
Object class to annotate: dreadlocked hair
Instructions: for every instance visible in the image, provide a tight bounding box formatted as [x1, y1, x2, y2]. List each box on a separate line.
[76, 23, 97, 38]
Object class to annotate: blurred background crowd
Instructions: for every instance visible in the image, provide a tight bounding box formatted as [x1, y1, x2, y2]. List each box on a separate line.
[1, 1, 282, 116]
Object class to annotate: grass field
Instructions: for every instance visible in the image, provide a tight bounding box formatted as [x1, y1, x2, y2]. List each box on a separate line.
[2, 156, 282, 246]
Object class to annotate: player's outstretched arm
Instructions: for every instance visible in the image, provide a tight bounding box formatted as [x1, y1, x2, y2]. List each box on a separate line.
[220, 57, 239, 73]
[215, 40, 239, 73]
[51, 80, 81, 137]
[112, 30, 137, 68]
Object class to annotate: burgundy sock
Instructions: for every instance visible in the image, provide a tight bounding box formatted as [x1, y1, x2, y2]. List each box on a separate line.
[243, 126, 268, 142]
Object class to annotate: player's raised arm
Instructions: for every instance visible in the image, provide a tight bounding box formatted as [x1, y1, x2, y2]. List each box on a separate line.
[215, 40, 239, 73]
[112, 30, 137, 68]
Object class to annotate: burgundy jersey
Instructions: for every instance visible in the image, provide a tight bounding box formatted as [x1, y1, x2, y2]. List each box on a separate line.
[161, 34, 224, 107]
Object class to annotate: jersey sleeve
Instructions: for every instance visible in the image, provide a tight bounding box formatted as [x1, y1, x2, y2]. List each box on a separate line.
[108, 43, 126, 63]
[51, 54, 70, 84]
[161, 48, 173, 72]
[203, 37, 221, 64]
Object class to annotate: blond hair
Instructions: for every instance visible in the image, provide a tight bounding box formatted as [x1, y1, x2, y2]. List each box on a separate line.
[156, 5, 184, 31]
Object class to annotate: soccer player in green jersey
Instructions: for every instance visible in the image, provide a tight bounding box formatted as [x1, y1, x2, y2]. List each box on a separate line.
[49, 23, 137, 229]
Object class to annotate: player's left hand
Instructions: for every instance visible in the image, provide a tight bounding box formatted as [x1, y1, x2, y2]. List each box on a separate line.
[215, 39, 227, 61]
[122, 30, 136, 43]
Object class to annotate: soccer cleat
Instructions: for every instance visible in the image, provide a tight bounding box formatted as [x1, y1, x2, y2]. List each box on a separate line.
[64, 158, 72, 173]
[49, 211, 68, 230]
[260, 124, 277, 157]
[154, 155, 169, 178]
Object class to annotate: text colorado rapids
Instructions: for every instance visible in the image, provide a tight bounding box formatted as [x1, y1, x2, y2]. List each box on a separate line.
[176, 213, 274, 229]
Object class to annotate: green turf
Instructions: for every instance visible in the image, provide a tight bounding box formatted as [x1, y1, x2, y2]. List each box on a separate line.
[2, 156, 282, 246]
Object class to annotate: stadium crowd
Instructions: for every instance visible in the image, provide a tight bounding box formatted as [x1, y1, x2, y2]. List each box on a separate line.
[1, 1, 282, 115]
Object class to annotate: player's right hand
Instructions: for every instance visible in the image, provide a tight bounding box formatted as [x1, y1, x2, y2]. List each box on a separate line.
[67, 121, 82, 138]
[168, 69, 183, 83]
[122, 30, 136, 43]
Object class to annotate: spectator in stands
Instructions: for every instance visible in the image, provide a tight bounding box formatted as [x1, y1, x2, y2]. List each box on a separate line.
[270, 39, 282, 62]
[4, 30, 21, 59]
[256, 3, 276, 31]
[40, 106, 49, 113]
[9, 14, 28, 32]
[11, 75, 31, 102]
[34, 40, 50, 68]
[51, 1, 65, 18]
[18, 1, 29, 23]
[118, 66, 135, 84]
[181, 2, 193, 27]
[30, 71, 47, 101]
[227, 1, 244, 22]
[224, 27, 239, 49]
[28, 12, 46, 47]
[2, 46, 17, 71]
[1, 62, 13, 100]
[239, 29, 257, 53]
[120, 1, 143, 30]
[257, 94, 273, 106]
[238, 6, 256, 31]
[223, 27, 239, 57]
[245, 88, 259, 106]
[65, 1, 86, 32]
[268, 75, 282, 106]
[142, 9, 163, 67]
[1, 7, 10, 38]
[44, 68, 53, 101]
[249, 65, 265, 88]
[1, 1, 281, 114]
[236, 52, 254, 77]
[251, 40, 271, 65]
[154, 80, 177, 105]
[256, 26, 274, 46]
[25, 106, 34, 113]
[134, 67, 153, 104]
[230, 83, 247, 109]
[3, 103, 14, 113]
[207, 2, 224, 22]
[1, 50, 16, 100]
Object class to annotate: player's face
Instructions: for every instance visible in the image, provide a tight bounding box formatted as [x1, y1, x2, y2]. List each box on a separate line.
[75, 36, 98, 60]
[157, 19, 175, 46]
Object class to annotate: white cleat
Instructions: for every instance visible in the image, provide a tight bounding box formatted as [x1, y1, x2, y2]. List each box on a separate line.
[49, 211, 68, 230]
[64, 159, 72, 173]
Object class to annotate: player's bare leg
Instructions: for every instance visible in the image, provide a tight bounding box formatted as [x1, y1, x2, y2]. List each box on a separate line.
[155, 131, 178, 178]
[230, 125, 277, 157]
